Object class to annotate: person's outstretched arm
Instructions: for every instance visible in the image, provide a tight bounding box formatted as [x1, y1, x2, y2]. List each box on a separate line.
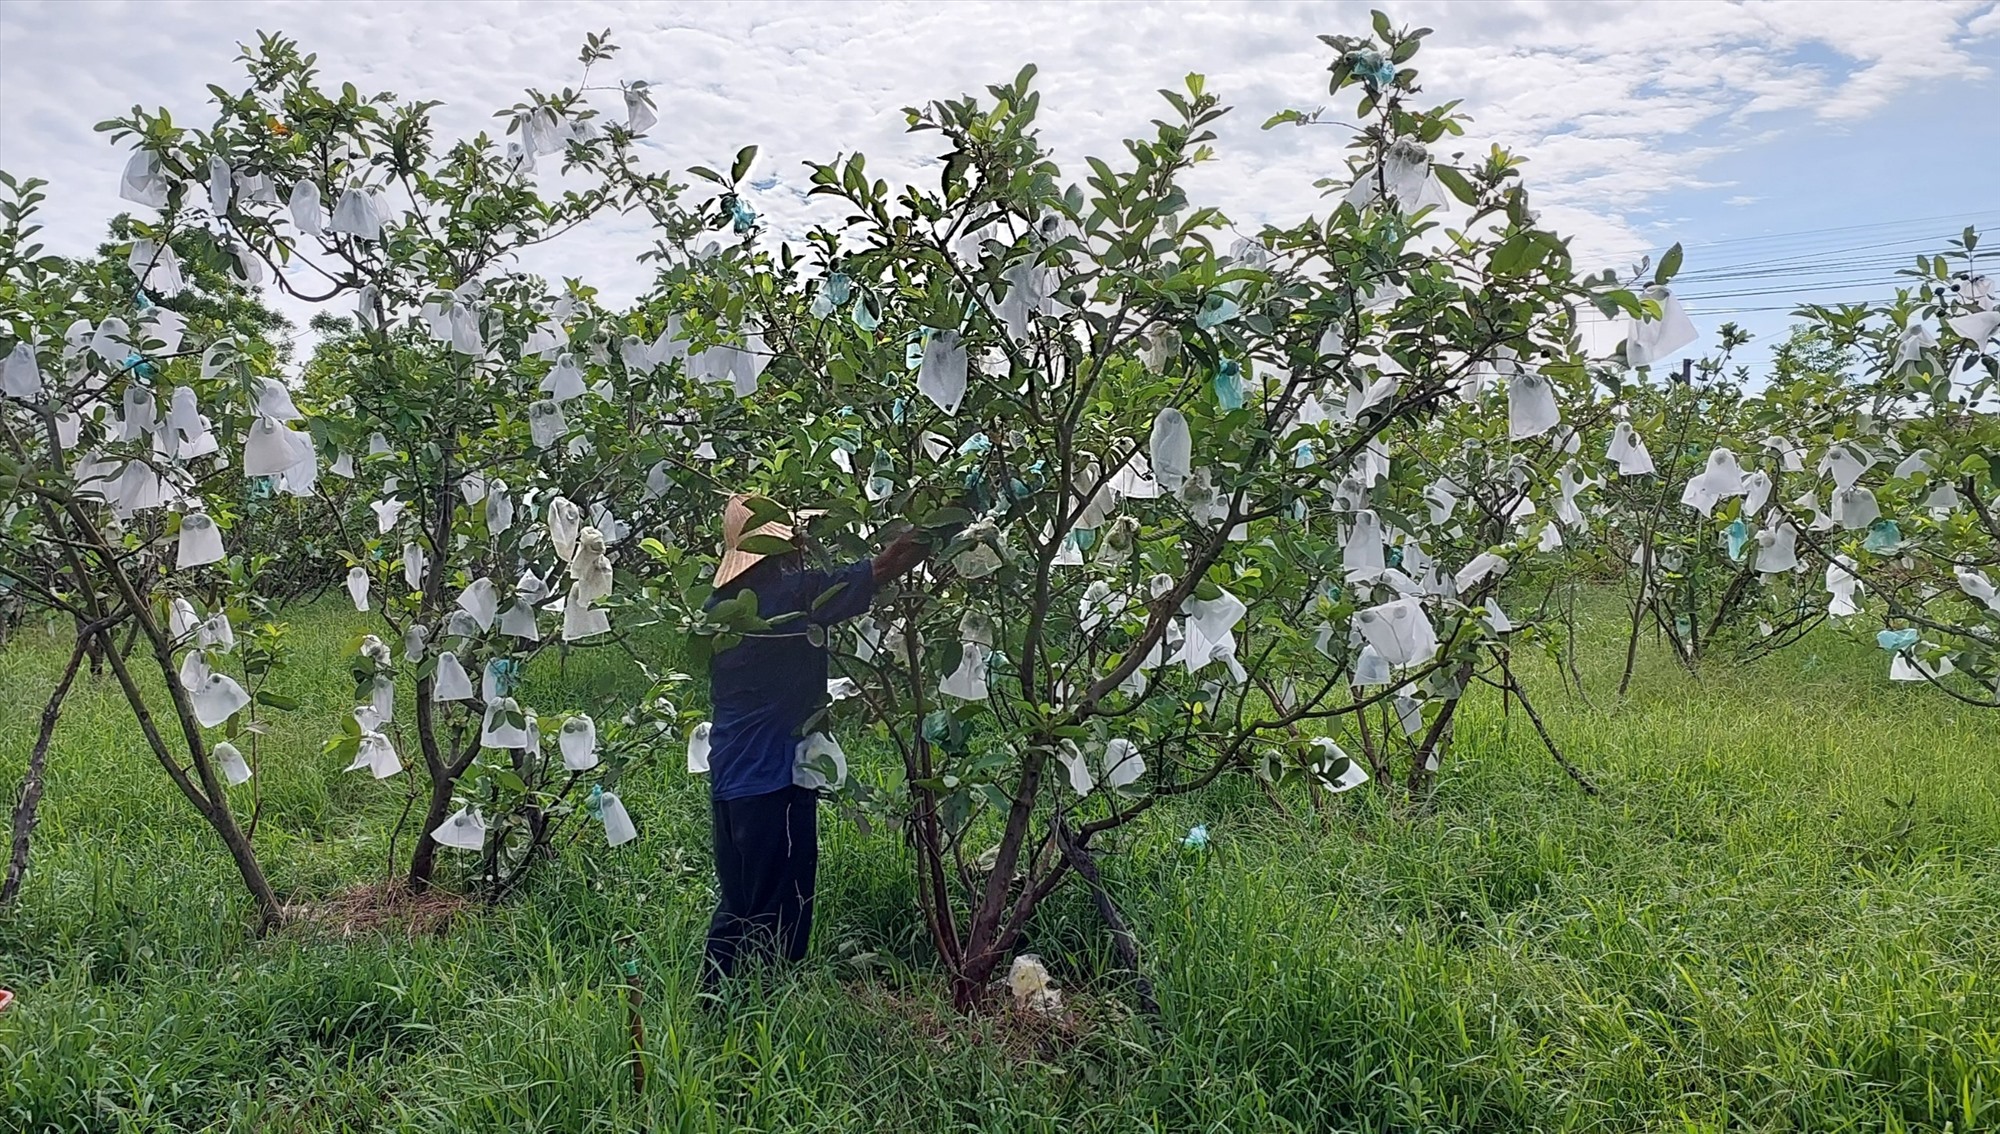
[871, 525, 929, 585]
[800, 525, 929, 627]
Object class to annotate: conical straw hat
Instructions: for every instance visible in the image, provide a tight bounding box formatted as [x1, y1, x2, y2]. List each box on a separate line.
[716, 493, 794, 587]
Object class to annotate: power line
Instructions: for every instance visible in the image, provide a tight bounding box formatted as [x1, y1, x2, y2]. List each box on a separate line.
[1656, 211, 1998, 254]
[1674, 233, 1992, 282]
[1676, 274, 1935, 302]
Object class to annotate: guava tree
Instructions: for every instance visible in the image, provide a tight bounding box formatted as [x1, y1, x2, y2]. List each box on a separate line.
[1, 172, 301, 924]
[1, 204, 300, 907]
[126, 29, 694, 892]
[1589, 321, 1862, 691]
[1782, 229, 1999, 704]
[4, 28, 687, 918]
[639, 17, 1659, 1008]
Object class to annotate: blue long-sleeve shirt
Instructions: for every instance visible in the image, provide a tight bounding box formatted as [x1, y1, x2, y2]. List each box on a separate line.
[705, 559, 876, 800]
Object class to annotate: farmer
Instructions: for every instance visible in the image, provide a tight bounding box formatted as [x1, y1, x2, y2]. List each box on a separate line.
[700, 493, 926, 990]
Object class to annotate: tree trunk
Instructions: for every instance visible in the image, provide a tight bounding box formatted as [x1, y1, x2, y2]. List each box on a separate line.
[407, 765, 456, 891]
[1406, 665, 1471, 795]
[3, 637, 87, 905]
[950, 971, 984, 1014]
[100, 615, 285, 928]
[44, 502, 284, 929]
[104, 607, 282, 929]
[406, 468, 464, 892]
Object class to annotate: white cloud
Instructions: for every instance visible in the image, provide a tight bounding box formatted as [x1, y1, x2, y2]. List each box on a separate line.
[0, 0, 1993, 341]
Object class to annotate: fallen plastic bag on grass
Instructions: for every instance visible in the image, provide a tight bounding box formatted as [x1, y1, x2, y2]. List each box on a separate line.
[1008, 955, 1063, 1014]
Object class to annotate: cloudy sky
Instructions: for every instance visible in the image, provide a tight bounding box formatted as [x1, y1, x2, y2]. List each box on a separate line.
[2, 0, 1997, 365]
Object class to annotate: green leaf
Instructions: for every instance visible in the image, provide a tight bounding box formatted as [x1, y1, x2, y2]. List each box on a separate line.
[736, 533, 797, 556]
[1490, 233, 1538, 276]
[731, 145, 759, 183]
[1432, 165, 1477, 207]
[254, 690, 298, 711]
[1653, 242, 1684, 287]
[742, 495, 791, 532]
[920, 506, 973, 528]
[978, 783, 1014, 814]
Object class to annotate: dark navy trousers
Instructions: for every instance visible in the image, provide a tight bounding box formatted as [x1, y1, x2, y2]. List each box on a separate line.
[703, 785, 818, 987]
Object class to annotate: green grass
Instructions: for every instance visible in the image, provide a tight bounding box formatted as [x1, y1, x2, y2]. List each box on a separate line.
[2, 595, 1996, 1132]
